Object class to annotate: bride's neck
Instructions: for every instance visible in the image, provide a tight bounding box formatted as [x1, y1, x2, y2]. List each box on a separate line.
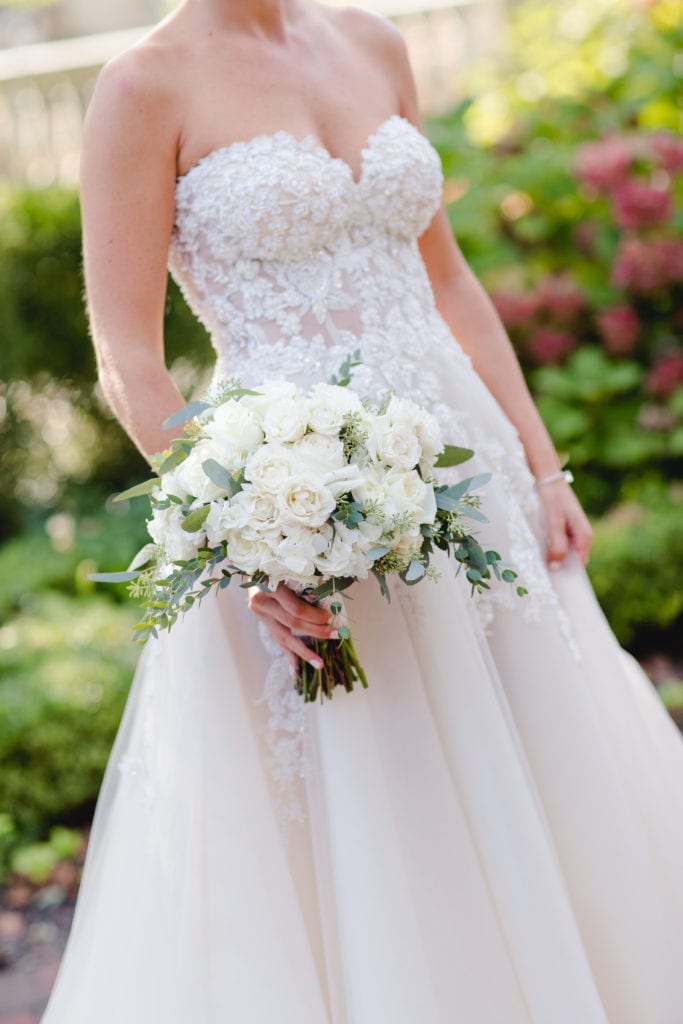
[190, 0, 303, 38]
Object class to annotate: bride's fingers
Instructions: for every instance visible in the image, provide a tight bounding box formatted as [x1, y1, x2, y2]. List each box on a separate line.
[568, 511, 594, 565]
[546, 510, 569, 569]
[264, 600, 338, 639]
[249, 589, 337, 639]
[263, 615, 324, 670]
[273, 584, 335, 627]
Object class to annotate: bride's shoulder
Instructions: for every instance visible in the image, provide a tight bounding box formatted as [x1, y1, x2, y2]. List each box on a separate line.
[321, 3, 415, 104]
[95, 32, 179, 107]
[322, 3, 412, 74]
[82, 20, 188, 166]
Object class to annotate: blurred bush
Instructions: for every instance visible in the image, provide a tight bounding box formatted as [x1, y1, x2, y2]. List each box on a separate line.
[0, 186, 213, 540]
[588, 478, 683, 647]
[431, 0, 683, 514]
[0, 591, 138, 836]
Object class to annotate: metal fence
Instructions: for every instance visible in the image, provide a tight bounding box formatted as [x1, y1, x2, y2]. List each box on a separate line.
[0, 0, 500, 186]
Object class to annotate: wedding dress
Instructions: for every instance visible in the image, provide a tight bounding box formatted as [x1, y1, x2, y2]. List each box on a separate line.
[41, 114, 683, 1023]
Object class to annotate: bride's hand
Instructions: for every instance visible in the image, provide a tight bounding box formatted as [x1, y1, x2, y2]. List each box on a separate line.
[248, 583, 338, 672]
[537, 479, 593, 570]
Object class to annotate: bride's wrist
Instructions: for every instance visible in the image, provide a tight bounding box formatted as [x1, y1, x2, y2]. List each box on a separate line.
[535, 468, 574, 488]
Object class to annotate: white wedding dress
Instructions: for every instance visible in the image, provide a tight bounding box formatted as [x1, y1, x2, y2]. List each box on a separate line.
[41, 114, 683, 1023]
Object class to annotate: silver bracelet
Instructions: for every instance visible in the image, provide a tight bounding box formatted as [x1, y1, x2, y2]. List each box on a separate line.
[536, 468, 574, 487]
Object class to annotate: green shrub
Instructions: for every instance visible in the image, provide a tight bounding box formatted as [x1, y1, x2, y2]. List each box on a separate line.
[0, 503, 149, 618]
[0, 591, 139, 833]
[588, 479, 683, 646]
[0, 186, 213, 539]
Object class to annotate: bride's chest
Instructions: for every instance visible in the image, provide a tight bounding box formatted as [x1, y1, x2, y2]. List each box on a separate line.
[172, 116, 444, 264]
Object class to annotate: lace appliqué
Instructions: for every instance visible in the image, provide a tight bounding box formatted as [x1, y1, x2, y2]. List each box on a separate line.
[254, 621, 311, 839]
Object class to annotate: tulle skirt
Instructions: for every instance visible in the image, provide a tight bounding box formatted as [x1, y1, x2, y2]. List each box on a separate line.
[40, 343, 683, 1023]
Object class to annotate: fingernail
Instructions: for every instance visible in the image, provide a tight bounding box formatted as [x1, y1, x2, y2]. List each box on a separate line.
[311, 658, 323, 670]
[549, 561, 560, 572]
[329, 629, 339, 640]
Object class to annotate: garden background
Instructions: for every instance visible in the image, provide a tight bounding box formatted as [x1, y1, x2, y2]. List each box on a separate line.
[0, 0, 682, 1013]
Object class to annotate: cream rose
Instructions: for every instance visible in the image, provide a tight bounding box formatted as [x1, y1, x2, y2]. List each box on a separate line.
[383, 467, 437, 525]
[204, 401, 264, 469]
[260, 527, 329, 583]
[204, 495, 250, 546]
[147, 504, 203, 562]
[306, 383, 363, 435]
[262, 398, 309, 443]
[239, 381, 298, 419]
[289, 433, 346, 475]
[225, 531, 272, 576]
[367, 416, 422, 471]
[244, 443, 296, 491]
[172, 442, 226, 504]
[276, 475, 336, 529]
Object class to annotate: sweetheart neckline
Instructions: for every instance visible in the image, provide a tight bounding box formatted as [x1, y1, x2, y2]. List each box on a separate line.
[175, 112, 413, 188]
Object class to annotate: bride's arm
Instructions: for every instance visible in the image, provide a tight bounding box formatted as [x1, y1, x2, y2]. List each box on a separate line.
[79, 50, 185, 462]
[80, 49, 336, 662]
[373, 21, 593, 567]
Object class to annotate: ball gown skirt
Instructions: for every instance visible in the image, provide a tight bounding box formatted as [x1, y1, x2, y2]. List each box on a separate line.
[40, 113, 683, 1022]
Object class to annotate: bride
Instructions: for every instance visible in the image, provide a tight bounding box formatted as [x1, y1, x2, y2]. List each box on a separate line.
[41, 1, 683, 1021]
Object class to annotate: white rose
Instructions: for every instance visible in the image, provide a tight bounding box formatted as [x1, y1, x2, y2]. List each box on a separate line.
[244, 444, 296, 491]
[383, 467, 437, 525]
[238, 486, 281, 535]
[225, 531, 272, 576]
[289, 433, 346, 475]
[172, 443, 225, 504]
[350, 464, 387, 508]
[367, 415, 421, 471]
[239, 381, 299, 419]
[276, 475, 336, 529]
[322, 465, 367, 499]
[204, 494, 250, 545]
[204, 401, 264, 469]
[314, 532, 370, 579]
[386, 396, 444, 471]
[262, 398, 308, 443]
[147, 504, 203, 561]
[260, 527, 328, 583]
[306, 383, 363, 435]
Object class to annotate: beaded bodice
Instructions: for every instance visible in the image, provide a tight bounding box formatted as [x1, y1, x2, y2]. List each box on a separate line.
[168, 113, 460, 398]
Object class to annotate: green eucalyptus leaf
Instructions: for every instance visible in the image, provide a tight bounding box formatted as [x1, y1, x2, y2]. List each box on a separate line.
[181, 505, 211, 533]
[434, 445, 475, 468]
[405, 560, 426, 583]
[113, 478, 158, 503]
[202, 458, 234, 492]
[158, 446, 191, 476]
[88, 570, 141, 583]
[163, 401, 212, 430]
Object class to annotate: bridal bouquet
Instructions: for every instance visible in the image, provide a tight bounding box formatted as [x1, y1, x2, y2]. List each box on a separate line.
[92, 354, 526, 702]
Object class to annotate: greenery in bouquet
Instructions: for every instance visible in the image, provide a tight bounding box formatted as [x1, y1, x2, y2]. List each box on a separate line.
[92, 356, 526, 703]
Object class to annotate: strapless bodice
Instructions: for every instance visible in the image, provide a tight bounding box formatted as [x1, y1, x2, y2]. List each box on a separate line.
[167, 114, 470, 401]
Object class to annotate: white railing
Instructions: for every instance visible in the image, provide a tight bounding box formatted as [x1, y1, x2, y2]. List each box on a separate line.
[0, 0, 500, 187]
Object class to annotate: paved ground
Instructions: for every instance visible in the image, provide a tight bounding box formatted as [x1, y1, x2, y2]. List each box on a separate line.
[0, 891, 75, 1024]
